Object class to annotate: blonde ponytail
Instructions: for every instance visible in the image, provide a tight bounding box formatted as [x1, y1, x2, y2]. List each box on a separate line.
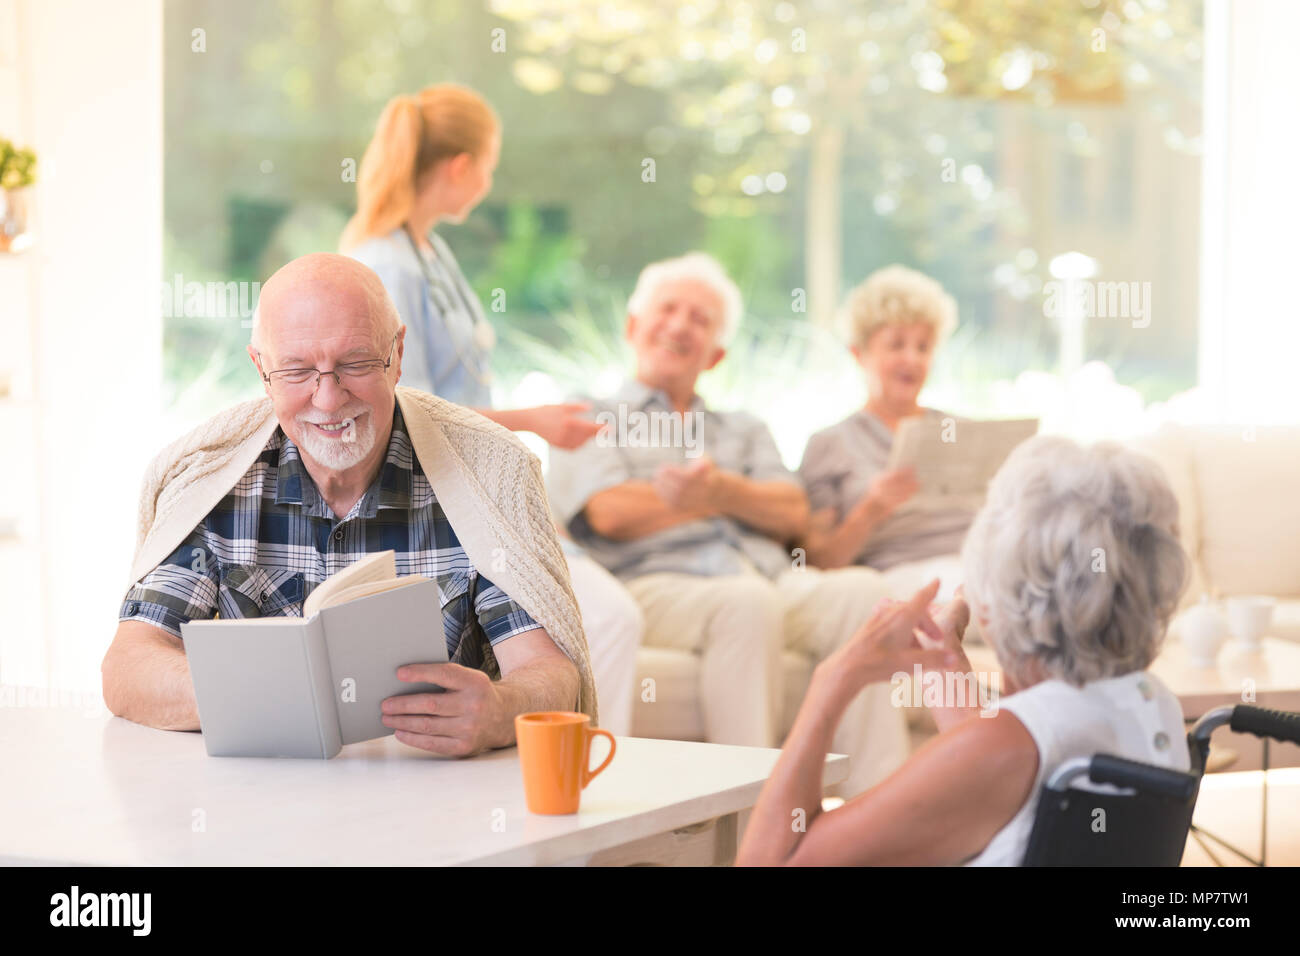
[340, 84, 499, 251]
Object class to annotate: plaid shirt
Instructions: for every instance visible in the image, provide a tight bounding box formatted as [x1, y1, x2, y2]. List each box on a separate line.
[119, 405, 540, 671]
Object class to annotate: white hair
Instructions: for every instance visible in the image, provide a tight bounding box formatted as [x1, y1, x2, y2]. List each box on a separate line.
[842, 264, 957, 350]
[960, 435, 1189, 689]
[626, 252, 744, 346]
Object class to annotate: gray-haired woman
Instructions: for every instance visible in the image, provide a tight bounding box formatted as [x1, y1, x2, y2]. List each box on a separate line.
[737, 435, 1190, 866]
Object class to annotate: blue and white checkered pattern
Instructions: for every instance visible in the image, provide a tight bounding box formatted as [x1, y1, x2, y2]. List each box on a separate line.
[120, 405, 540, 670]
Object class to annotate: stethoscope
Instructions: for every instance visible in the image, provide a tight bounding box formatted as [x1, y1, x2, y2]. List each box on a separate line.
[404, 227, 496, 386]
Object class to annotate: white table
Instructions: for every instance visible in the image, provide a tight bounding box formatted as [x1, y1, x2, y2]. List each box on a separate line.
[1144, 637, 1300, 719]
[0, 705, 847, 866]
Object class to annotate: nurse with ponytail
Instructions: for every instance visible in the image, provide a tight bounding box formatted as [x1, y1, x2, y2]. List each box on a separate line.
[342, 84, 643, 735]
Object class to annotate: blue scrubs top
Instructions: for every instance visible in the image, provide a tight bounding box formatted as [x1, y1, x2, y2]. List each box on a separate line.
[347, 227, 494, 407]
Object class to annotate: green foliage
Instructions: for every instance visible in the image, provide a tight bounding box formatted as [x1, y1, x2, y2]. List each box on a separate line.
[0, 138, 37, 190]
[486, 252, 625, 383]
[470, 202, 588, 314]
[700, 213, 795, 319]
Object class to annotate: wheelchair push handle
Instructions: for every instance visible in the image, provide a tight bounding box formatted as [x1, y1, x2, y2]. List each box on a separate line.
[1088, 754, 1198, 802]
[1230, 705, 1300, 745]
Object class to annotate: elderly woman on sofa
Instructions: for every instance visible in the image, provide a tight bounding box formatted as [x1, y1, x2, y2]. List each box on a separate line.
[799, 265, 972, 593]
[737, 435, 1190, 866]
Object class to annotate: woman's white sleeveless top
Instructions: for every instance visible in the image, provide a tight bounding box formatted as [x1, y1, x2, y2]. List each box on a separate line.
[964, 670, 1189, 866]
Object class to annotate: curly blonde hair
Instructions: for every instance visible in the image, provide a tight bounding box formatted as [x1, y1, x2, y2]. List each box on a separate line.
[843, 264, 958, 350]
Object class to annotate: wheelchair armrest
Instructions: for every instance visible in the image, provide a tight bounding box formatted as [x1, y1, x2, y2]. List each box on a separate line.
[1087, 754, 1198, 801]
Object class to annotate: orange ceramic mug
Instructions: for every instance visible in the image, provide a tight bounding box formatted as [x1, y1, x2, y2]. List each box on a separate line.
[515, 711, 616, 815]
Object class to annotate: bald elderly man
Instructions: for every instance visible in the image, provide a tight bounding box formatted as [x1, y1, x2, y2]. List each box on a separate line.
[103, 253, 595, 754]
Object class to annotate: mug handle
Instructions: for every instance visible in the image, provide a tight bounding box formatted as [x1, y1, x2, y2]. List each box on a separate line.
[581, 727, 616, 789]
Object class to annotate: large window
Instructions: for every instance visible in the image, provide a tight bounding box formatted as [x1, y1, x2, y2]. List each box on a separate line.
[164, 0, 1203, 461]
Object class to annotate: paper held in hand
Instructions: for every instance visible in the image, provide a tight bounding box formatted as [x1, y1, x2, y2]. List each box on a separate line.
[181, 549, 448, 759]
[886, 416, 1039, 510]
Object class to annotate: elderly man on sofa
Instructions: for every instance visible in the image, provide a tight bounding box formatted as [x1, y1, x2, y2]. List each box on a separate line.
[102, 253, 595, 754]
[547, 252, 908, 796]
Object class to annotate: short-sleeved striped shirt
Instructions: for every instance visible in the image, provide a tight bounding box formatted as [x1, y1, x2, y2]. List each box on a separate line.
[119, 404, 540, 671]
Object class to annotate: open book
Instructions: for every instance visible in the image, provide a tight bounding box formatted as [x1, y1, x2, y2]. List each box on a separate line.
[181, 551, 448, 758]
[887, 416, 1039, 510]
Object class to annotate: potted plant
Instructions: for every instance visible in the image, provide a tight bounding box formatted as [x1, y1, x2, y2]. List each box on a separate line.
[0, 137, 37, 253]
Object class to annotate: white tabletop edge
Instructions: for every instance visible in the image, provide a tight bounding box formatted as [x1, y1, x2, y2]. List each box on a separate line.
[459, 753, 850, 866]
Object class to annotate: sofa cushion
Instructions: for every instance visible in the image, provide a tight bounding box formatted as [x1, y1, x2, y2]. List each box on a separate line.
[630, 647, 704, 741]
[630, 647, 814, 742]
[1188, 426, 1300, 597]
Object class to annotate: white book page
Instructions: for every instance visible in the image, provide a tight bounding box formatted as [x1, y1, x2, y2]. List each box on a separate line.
[312, 576, 423, 613]
[303, 550, 398, 618]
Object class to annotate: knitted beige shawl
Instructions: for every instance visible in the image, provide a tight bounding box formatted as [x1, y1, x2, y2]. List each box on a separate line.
[127, 386, 597, 724]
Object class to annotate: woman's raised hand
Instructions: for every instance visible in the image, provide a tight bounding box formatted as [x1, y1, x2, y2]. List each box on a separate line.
[819, 579, 957, 695]
[921, 587, 970, 649]
[916, 587, 974, 674]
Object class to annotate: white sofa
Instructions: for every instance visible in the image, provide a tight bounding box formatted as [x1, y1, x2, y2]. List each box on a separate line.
[1131, 423, 1300, 644]
[631, 647, 814, 742]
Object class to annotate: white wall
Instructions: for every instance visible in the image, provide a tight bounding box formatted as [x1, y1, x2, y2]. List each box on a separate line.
[0, 0, 163, 690]
[0, 0, 43, 684]
[1201, 0, 1300, 425]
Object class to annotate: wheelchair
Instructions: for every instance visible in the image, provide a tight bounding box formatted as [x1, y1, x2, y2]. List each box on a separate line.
[1020, 704, 1300, 866]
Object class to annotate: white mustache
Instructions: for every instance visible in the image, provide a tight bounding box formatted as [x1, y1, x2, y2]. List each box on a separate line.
[298, 406, 369, 424]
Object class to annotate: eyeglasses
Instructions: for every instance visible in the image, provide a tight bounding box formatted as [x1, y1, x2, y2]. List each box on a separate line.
[257, 333, 398, 392]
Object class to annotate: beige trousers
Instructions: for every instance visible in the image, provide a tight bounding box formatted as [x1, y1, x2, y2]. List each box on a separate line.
[624, 566, 910, 797]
